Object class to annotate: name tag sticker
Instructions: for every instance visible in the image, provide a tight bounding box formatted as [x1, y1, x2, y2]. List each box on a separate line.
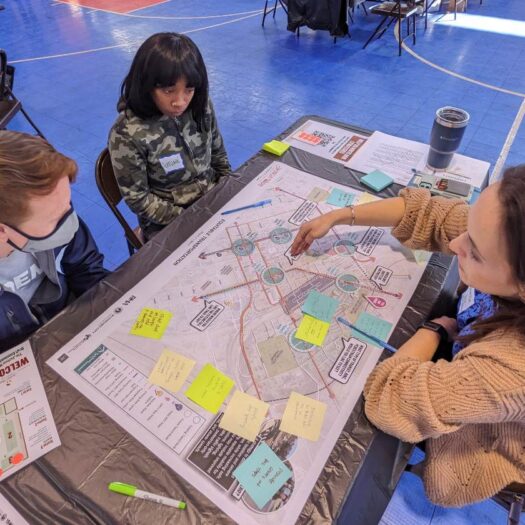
[159, 153, 184, 174]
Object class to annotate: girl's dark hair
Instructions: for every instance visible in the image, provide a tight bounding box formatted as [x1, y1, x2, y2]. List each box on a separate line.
[120, 33, 209, 130]
[459, 164, 525, 344]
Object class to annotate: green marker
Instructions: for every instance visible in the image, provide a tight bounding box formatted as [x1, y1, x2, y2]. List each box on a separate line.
[108, 482, 186, 509]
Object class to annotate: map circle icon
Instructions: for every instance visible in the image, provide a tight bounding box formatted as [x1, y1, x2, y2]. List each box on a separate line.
[289, 331, 315, 352]
[232, 238, 255, 256]
[269, 227, 293, 245]
[336, 273, 360, 293]
[262, 267, 285, 285]
[333, 239, 356, 255]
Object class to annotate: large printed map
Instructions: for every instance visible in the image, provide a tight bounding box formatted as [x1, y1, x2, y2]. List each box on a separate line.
[48, 162, 429, 524]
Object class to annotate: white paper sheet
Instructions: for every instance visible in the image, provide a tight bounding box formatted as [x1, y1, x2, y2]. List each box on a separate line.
[284, 120, 369, 165]
[48, 162, 429, 525]
[0, 492, 29, 524]
[0, 342, 60, 481]
[348, 131, 490, 188]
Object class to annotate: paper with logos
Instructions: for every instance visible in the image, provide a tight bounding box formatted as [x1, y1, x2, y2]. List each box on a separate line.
[47, 161, 431, 525]
[348, 131, 489, 188]
[284, 120, 369, 165]
[0, 342, 60, 481]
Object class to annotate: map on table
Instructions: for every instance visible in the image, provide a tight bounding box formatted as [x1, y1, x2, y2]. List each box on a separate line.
[48, 162, 429, 525]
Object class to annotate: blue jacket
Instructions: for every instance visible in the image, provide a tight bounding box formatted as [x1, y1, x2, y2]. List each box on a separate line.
[0, 217, 110, 352]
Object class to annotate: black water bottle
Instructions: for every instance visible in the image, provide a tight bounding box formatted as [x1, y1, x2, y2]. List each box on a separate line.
[427, 107, 470, 171]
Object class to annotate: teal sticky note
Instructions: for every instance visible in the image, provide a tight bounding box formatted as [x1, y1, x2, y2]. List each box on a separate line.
[354, 312, 393, 347]
[361, 170, 393, 192]
[233, 442, 292, 509]
[302, 290, 339, 323]
[326, 188, 355, 207]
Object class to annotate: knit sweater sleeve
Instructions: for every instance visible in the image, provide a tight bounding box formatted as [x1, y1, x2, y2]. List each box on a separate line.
[363, 335, 525, 442]
[391, 188, 469, 254]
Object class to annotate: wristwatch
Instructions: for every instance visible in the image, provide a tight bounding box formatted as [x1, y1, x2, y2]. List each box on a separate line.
[418, 321, 449, 342]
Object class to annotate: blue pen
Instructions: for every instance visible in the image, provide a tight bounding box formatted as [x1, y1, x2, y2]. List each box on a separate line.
[336, 316, 397, 353]
[221, 199, 272, 215]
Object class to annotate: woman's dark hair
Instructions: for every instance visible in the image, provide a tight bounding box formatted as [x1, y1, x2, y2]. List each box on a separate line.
[120, 33, 209, 130]
[460, 164, 525, 343]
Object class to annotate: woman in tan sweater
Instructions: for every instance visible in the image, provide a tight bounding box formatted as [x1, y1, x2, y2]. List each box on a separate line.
[290, 165, 525, 507]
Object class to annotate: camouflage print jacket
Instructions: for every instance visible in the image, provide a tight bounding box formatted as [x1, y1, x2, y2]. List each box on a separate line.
[108, 100, 231, 239]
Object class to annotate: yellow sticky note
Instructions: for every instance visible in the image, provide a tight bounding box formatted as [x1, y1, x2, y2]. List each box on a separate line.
[185, 363, 234, 414]
[280, 391, 327, 441]
[295, 315, 330, 346]
[148, 349, 196, 393]
[130, 308, 172, 339]
[219, 391, 269, 442]
[356, 192, 379, 205]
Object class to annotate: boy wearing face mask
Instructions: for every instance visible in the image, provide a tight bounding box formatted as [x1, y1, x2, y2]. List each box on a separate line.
[0, 131, 110, 352]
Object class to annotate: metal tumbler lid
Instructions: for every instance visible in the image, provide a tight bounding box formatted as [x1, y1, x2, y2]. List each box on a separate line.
[435, 107, 470, 128]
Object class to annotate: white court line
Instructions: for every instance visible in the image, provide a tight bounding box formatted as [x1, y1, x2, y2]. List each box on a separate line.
[392, 20, 525, 180]
[53, 0, 263, 19]
[490, 98, 525, 181]
[398, 25, 525, 98]
[10, 10, 266, 64]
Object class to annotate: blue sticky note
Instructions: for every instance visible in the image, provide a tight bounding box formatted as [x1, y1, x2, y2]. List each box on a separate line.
[233, 442, 292, 509]
[361, 170, 393, 192]
[354, 312, 393, 347]
[326, 188, 355, 207]
[302, 290, 339, 323]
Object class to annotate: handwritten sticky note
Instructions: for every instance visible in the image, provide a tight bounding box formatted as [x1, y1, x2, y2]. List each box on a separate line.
[233, 442, 292, 509]
[148, 350, 196, 393]
[353, 312, 393, 348]
[219, 391, 269, 442]
[326, 188, 355, 207]
[307, 187, 330, 203]
[302, 290, 339, 323]
[185, 363, 234, 413]
[130, 307, 172, 339]
[356, 192, 379, 205]
[279, 391, 327, 441]
[295, 315, 330, 346]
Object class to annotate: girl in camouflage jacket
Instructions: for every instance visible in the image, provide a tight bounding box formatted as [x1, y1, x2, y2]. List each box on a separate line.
[109, 33, 232, 240]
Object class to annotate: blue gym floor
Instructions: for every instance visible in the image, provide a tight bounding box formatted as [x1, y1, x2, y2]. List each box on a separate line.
[2, 1, 525, 523]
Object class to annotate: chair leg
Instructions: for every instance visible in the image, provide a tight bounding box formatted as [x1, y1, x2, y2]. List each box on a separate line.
[272, 0, 277, 19]
[262, 0, 269, 26]
[413, 13, 416, 45]
[363, 15, 389, 48]
[126, 239, 134, 256]
[19, 105, 46, 139]
[398, 21, 401, 56]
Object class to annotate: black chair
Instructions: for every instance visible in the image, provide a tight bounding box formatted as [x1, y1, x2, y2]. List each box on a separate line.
[493, 483, 525, 525]
[363, 1, 418, 56]
[95, 148, 144, 256]
[262, 0, 288, 27]
[0, 50, 45, 137]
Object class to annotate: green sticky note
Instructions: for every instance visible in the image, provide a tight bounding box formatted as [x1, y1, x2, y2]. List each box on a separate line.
[353, 312, 393, 348]
[233, 443, 292, 509]
[263, 140, 290, 156]
[361, 170, 393, 192]
[302, 290, 339, 323]
[185, 363, 234, 413]
[326, 188, 355, 207]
